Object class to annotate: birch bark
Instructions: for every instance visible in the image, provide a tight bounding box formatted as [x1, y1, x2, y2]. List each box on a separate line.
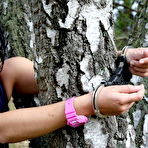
[1, 0, 147, 147]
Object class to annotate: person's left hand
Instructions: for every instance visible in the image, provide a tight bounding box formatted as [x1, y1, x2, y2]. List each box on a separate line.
[98, 84, 144, 115]
[126, 48, 148, 77]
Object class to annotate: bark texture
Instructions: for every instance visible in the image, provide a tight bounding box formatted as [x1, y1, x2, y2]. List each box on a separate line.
[0, 0, 147, 148]
[128, 0, 148, 148]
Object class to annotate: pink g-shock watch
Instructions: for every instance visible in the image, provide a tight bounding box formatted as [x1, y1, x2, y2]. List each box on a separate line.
[65, 97, 88, 127]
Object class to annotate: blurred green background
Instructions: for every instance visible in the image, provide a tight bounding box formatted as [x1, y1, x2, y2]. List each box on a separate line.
[113, 0, 139, 49]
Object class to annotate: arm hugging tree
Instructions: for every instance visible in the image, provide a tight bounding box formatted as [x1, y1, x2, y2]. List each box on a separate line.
[0, 0, 147, 147]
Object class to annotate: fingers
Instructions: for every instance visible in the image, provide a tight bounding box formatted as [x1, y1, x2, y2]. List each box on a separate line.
[127, 48, 148, 77]
[130, 66, 148, 73]
[116, 84, 144, 104]
[112, 84, 144, 93]
[129, 58, 148, 77]
[130, 58, 148, 68]
[142, 48, 148, 58]
[117, 102, 135, 115]
[98, 85, 144, 116]
[126, 48, 147, 62]
[111, 85, 144, 115]
[126, 102, 135, 110]
[129, 67, 148, 77]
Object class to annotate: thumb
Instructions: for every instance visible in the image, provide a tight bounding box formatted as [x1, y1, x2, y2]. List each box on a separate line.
[142, 49, 148, 58]
[114, 84, 144, 94]
[139, 49, 148, 64]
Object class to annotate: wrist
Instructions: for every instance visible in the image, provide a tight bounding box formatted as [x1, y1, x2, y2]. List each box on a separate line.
[117, 46, 133, 57]
[65, 97, 88, 127]
[92, 84, 107, 118]
[73, 93, 94, 117]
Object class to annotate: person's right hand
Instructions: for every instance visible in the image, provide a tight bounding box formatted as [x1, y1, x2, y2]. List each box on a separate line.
[126, 48, 148, 77]
[97, 84, 145, 116]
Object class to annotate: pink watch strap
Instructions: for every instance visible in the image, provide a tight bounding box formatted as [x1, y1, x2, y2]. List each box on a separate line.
[65, 97, 75, 115]
[65, 97, 88, 127]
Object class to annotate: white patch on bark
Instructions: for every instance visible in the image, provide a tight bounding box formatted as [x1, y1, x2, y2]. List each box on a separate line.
[3, 1, 8, 15]
[143, 23, 148, 47]
[66, 143, 73, 148]
[23, 5, 36, 51]
[80, 0, 113, 53]
[56, 87, 70, 100]
[126, 124, 136, 148]
[42, 0, 54, 16]
[145, 96, 148, 102]
[80, 54, 103, 91]
[81, 75, 103, 92]
[131, 75, 142, 85]
[56, 63, 70, 89]
[84, 118, 108, 148]
[58, 0, 80, 29]
[126, 116, 136, 148]
[42, 0, 58, 46]
[62, 130, 73, 148]
[24, 15, 35, 49]
[80, 55, 91, 79]
[132, 109, 142, 129]
[78, 1, 114, 93]
[46, 27, 58, 46]
[140, 114, 148, 148]
[56, 87, 62, 99]
[24, 3, 40, 82]
[34, 97, 41, 106]
[145, 23, 148, 29]
[36, 56, 43, 64]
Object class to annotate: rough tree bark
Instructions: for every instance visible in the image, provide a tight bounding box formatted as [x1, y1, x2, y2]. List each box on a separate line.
[0, 0, 147, 148]
[128, 0, 148, 148]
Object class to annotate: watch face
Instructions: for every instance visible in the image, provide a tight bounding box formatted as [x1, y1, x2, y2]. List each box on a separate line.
[65, 97, 88, 127]
[68, 115, 88, 127]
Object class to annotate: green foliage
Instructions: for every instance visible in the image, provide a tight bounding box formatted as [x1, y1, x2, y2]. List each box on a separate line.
[113, 0, 139, 50]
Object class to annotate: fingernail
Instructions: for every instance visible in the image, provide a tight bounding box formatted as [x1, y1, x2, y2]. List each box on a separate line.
[139, 59, 144, 64]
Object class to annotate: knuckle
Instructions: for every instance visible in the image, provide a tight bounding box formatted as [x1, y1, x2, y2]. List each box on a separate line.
[127, 85, 134, 91]
[136, 94, 143, 101]
[118, 111, 125, 115]
[142, 73, 148, 77]
[118, 99, 125, 105]
[118, 106, 126, 113]
[138, 71, 148, 77]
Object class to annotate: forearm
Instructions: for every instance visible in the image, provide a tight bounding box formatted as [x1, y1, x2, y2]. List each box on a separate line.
[0, 93, 93, 143]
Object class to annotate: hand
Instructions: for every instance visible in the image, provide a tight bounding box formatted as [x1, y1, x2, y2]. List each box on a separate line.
[97, 84, 144, 115]
[126, 48, 148, 77]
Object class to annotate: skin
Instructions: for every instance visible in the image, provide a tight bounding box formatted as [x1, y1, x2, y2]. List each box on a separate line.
[0, 47, 147, 143]
[126, 48, 148, 77]
[0, 57, 38, 100]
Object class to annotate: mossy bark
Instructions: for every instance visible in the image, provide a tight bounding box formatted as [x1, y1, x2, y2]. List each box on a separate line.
[128, 0, 148, 148]
[1, 0, 147, 148]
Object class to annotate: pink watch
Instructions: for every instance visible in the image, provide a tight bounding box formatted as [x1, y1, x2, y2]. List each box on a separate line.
[65, 97, 88, 127]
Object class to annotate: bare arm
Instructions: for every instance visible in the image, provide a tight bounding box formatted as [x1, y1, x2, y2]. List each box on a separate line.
[0, 93, 93, 143]
[0, 57, 93, 143]
[0, 57, 38, 100]
[0, 85, 144, 143]
[0, 57, 144, 143]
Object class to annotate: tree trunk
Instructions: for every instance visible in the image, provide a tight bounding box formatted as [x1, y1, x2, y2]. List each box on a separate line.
[0, 0, 147, 148]
[128, 0, 148, 148]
